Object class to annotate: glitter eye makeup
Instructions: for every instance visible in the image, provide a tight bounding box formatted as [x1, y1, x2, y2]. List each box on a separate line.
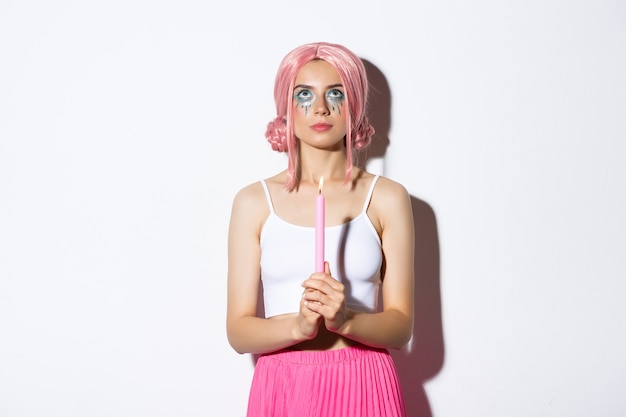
[294, 89, 315, 116]
[294, 87, 345, 116]
[326, 89, 345, 115]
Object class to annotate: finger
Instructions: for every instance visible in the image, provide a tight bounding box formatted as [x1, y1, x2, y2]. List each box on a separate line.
[302, 289, 324, 304]
[303, 298, 324, 314]
[303, 290, 344, 315]
[304, 300, 342, 324]
[304, 278, 344, 295]
[300, 298, 322, 316]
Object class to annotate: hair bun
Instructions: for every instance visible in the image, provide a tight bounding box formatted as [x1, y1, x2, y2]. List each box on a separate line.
[265, 117, 288, 152]
[352, 117, 375, 150]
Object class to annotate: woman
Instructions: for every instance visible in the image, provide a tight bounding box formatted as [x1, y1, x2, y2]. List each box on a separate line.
[226, 42, 414, 417]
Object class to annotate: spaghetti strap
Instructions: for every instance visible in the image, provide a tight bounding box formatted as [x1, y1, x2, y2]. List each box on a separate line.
[260, 180, 275, 213]
[362, 175, 380, 213]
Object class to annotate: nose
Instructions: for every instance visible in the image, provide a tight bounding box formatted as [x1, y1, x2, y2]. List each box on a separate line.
[313, 96, 330, 116]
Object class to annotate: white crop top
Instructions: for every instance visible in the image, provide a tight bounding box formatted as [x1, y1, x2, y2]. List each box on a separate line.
[259, 176, 382, 318]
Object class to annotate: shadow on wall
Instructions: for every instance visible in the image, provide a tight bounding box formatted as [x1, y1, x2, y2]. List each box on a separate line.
[362, 59, 445, 417]
[393, 196, 443, 417]
[356, 59, 391, 167]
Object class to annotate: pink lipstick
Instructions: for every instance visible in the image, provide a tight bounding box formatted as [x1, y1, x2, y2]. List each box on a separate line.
[311, 123, 332, 132]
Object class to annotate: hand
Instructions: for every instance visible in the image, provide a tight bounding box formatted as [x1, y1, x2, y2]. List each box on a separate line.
[301, 262, 347, 333]
[296, 288, 323, 341]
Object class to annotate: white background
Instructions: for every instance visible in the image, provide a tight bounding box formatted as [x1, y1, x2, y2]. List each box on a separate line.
[1, 1, 625, 416]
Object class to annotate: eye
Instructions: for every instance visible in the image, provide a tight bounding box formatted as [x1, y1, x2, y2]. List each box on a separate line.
[295, 89, 313, 100]
[327, 89, 345, 99]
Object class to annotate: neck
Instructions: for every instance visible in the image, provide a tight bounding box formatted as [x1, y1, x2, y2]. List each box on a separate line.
[299, 150, 348, 186]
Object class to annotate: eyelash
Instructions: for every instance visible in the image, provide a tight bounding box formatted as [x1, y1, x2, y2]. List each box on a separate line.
[294, 89, 345, 101]
[327, 89, 344, 99]
[295, 90, 313, 100]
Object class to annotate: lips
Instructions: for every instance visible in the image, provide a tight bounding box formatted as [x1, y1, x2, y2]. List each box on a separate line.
[310, 123, 332, 132]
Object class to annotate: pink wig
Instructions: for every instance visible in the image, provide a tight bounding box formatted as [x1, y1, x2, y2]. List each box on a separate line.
[265, 42, 375, 190]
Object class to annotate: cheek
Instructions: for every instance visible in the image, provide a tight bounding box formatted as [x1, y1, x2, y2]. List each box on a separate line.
[336, 113, 348, 135]
[294, 101, 312, 117]
[328, 98, 344, 115]
[293, 92, 314, 117]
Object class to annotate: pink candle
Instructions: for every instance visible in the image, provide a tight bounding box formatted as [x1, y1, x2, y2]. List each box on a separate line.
[315, 177, 325, 272]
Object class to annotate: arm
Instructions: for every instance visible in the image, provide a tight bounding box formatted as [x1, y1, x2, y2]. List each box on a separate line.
[226, 183, 322, 354]
[302, 178, 415, 349]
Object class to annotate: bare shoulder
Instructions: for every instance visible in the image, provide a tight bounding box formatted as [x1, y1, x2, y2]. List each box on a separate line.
[230, 180, 271, 232]
[232, 181, 265, 207]
[372, 176, 411, 201]
[368, 175, 413, 232]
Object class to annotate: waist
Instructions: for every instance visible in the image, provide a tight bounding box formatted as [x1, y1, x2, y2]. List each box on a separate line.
[261, 343, 388, 363]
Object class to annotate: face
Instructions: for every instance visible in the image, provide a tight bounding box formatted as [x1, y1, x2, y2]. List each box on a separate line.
[292, 60, 347, 150]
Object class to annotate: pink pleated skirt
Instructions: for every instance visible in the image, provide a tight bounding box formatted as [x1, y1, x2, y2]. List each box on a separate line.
[246, 345, 406, 417]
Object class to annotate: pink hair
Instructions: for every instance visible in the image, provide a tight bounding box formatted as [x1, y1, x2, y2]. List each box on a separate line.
[265, 42, 375, 190]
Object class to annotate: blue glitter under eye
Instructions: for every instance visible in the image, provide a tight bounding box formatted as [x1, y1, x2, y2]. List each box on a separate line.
[295, 90, 315, 115]
[293, 88, 344, 116]
[326, 89, 344, 114]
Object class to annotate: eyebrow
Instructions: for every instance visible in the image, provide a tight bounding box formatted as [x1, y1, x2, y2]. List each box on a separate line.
[294, 83, 344, 90]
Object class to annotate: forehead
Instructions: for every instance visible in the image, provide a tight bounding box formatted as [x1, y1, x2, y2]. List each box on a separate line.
[294, 60, 342, 86]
